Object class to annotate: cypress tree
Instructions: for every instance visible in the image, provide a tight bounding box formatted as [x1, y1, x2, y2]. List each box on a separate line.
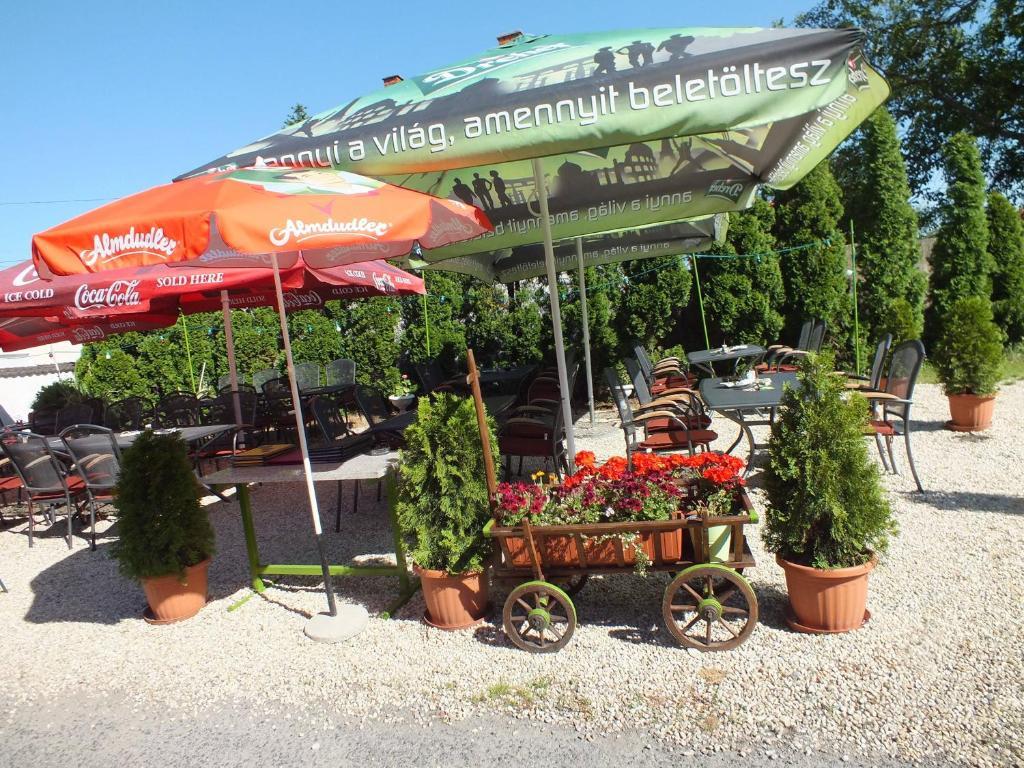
[553, 264, 621, 378]
[700, 199, 785, 346]
[400, 270, 467, 372]
[338, 297, 402, 393]
[619, 255, 691, 350]
[926, 132, 992, 341]
[986, 191, 1024, 344]
[836, 107, 925, 345]
[773, 163, 852, 356]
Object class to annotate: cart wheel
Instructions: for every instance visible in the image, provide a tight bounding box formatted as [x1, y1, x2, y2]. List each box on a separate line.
[503, 581, 576, 653]
[662, 564, 757, 652]
[554, 573, 589, 596]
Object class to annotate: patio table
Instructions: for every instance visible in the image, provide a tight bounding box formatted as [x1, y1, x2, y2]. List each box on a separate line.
[699, 371, 798, 472]
[202, 450, 416, 617]
[687, 345, 766, 377]
[46, 424, 237, 452]
[478, 365, 537, 395]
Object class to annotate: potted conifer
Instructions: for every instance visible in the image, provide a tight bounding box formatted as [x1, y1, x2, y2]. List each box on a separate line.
[395, 393, 497, 629]
[933, 296, 1003, 431]
[111, 431, 215, 624]
[764, 353, 897, 633]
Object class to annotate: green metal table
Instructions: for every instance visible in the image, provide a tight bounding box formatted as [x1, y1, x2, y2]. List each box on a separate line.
[203, 450, 417, 618]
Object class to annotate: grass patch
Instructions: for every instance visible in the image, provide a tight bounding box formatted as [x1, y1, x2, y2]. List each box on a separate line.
[475, 677, 552, 707]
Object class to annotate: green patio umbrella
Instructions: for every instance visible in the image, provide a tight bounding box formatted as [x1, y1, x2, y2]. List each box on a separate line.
[182, 27, 889, 468]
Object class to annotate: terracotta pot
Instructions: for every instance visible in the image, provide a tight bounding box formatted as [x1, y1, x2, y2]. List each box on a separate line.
[777, 553, 876, 633]
[946, 393, 996, 432]
[140, 558, 210, 624]
[416, 565, 489, 630]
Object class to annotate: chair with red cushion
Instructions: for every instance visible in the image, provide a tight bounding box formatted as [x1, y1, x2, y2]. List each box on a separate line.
[605, 369, 717, 464]
[624, 357, 712, 432]
[632, 344, 698, 393]
[1, 432, 88, 548]
[60, 425, 122, 551]
[0, 457, 24, 523]
[497, 403, 569, 480]
[861, 340, 926, 493]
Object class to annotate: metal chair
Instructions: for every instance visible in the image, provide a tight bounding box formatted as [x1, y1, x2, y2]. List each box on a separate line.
[864, 340, 926, 493]
[154, 393, 201, 427]
[605, 368, 718, 464]
[59, 425, 121, 551]
[325, 358, 356, 388]
[252, 369, 279, 392]
[310, 396, 353, 443]
[55, 403, 95, 433]
[846, 335, 893, 392]
[772, 320, 827, 370]
[624, 357, 712, 431]
[104, 397, 145, 431]
[632, 343, 697, 392]
[498, 397, 569, 480]
[0, 432, 88, 548]
[293, 362, 321, 393]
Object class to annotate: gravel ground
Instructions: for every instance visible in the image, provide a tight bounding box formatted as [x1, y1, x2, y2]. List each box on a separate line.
[0, 382, 1021, 767]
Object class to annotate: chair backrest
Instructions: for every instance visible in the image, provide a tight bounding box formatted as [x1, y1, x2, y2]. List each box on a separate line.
[808, 320, 827, 353]
[794, 319, 814, 351]
[59, 425, 121, 491]
[624, 357, 654, 405]
[325, 358, 356, 388]
[868, 334, 893, 390]
[293, 362, 321, 393]
[218, 382, 256, 395]
[883, 340, 926, 420]
[216, 374, 232, 391]
[55, 403, 95, 433]
[353, 385, 391, 427]
[310, 396, 350, 442]
[414, 359, 446, 393]
[252, 369, 278, 391]
[604, 368, 640, 449]
[632, 343, 657, 381]
[104, 397, 145, 431]
[1, 432, 69, 494]
[261, 377, 290, 397]
[154, 393, 200, 427]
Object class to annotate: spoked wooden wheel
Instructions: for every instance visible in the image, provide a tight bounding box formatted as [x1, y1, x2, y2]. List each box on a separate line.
[662, 564, 758, 651]
[503, 581, 577, 653]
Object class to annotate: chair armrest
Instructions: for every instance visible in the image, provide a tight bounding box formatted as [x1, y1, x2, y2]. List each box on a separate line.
[862, 392, 910, 404]
[656, 386, 699, 397]
[632, 410, 684, 426]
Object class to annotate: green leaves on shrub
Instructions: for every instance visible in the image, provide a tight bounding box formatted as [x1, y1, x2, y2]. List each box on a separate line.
[30, 381, 82, 413]
[763, 353, 896, 569]
[111, 431, 214, 581]
[395, 394, 498, 574]
[932, 296, 1003, 396]
[986, 191, 1024, 344]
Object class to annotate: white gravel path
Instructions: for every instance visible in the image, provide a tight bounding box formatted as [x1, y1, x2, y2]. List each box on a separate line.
[0, 382, 1021, 767]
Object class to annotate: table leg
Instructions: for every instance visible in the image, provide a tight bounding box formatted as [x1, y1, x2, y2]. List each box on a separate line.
[236, 483, 266, 593]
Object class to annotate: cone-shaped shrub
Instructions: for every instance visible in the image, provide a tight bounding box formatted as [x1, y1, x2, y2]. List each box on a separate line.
[763, 353, 896, 569]
[933, 296, 1003, 396]
[112, 431, 214, 580]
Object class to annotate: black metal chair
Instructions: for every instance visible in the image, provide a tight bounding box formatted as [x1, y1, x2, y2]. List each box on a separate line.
[325, 358, 356, 389]
[154, 393, 201, 427]
[632, 344, 697, 392]
[252, 368, 279, 391]
[605, 368, 718, 464]
[845, 335, 893, 392]
[497, 397, 569, 480]
[104, 397, 146, 431]
[864, 340, 926, 493]
[59, 425, 121, 551]
[624, 357, 712, 431]
[54, 403, 95, 434]
[293, 362, 321, 393]
[771, 320, 827, 370]
[0, 432, 88, 548]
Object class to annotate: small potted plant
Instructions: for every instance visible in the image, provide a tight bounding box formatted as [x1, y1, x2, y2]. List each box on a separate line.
[111, 431, 215, 624]
[933, 295, 1003, 431]
[395, 393, 496, 629]
[389, 374, 417, 412]
[763, 353, 897, 633]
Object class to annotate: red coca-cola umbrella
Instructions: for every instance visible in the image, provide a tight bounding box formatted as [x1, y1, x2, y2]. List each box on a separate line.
[0, 314, 179, 353]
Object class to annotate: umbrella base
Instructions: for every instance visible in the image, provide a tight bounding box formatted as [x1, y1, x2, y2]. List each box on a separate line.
[303, 605, 369, 644]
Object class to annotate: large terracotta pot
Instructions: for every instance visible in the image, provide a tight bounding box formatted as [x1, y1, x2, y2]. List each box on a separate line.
[416, 565, 489, 630]
[140, 558, 210, 625]
[777, 554, 876, 633]
[946, 393, 996, 432]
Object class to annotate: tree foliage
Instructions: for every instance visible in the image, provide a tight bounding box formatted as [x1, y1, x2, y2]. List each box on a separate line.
[926, 133, 992, 340]
[986, 191, 1024, 344]
[620, 255, 691, 350]
[282, 103, 310, 128]
[394, 394, 498, 573]
[835, 107, 925, 344]
[112, 431, 215, 580]
[798, 0, 1024, 201]
[700, 200, 784, 346]
[763, 353, 896, 569]
[773, 163, 852, 357]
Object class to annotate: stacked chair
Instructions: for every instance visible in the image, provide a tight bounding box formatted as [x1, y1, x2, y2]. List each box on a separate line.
[58, 425, 122, 550]
[760, 319, 826, 371]
[632, 344, 697, 394]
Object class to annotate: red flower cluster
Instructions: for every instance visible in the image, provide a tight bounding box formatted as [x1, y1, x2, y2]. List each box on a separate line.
[569, 450, 744, 488]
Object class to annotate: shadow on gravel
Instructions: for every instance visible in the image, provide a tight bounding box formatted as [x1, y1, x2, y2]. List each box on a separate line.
[23, 539, 143, 625]
[916, 490, 1024, 516]
[751, 583, 791, 631]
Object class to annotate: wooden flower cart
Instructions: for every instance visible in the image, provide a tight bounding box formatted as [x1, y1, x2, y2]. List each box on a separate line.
[465, 351, 760, 654]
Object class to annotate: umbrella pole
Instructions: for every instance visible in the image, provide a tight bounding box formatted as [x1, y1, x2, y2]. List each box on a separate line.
[270, 254, 339, 619]
[575, 238, 595, 425]
[692, 255, 710, 349]
[220, 291, 243, 425]
[532, 158, 576, 473]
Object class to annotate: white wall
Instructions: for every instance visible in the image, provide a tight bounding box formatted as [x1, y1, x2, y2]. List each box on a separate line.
[0, 343, 81, 422]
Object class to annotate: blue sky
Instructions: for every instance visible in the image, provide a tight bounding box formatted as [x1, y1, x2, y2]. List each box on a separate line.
[0, 0, 812, 268]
